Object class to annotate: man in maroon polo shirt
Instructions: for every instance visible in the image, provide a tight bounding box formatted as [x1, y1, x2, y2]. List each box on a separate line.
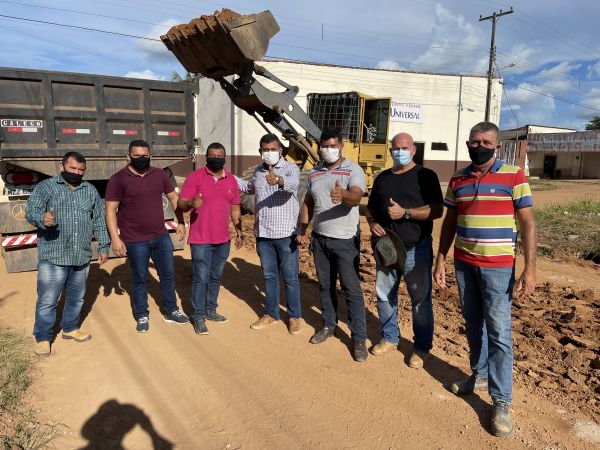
[105, 139, 189, 333]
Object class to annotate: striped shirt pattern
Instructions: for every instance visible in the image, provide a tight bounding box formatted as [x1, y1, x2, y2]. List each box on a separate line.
[235, 158, 300, 239]
[26, 175, 110, 266]
[444, 159, 532, 267]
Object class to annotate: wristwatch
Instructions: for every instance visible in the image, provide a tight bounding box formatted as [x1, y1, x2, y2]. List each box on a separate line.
[404, 209, 412, 220]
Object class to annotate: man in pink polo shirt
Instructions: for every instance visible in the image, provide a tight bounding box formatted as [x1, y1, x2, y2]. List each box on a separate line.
[178, 142, 242, 335]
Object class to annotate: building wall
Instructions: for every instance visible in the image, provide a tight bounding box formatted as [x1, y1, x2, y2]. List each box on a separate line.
[527, 152, 597, 178]
[196, 61, 503, 180]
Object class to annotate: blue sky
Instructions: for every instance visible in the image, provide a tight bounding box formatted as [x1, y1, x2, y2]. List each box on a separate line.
[1, 0, 600, 130]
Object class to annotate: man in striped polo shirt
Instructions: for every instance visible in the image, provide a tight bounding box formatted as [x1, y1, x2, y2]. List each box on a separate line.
[434, 122, 537, 437]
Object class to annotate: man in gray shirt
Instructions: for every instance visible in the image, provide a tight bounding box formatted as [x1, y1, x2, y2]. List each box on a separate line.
[297, 127, 368, 362]
[236, 134, 302, 335]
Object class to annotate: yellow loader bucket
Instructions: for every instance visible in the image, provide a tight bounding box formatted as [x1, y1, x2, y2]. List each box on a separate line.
[161, 9, 280, 79]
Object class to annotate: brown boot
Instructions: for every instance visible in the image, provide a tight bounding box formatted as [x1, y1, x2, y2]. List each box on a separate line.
[288, 318, 302, 335]
[250, 314, 278, 330]
[35, 341, 51, 357]
[62, 329, 92, 342]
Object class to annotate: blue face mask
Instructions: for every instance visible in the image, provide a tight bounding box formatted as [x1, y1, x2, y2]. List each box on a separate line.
[392, 149, 412, 167]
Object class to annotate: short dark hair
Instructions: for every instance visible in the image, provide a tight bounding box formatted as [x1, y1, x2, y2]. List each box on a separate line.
[259, 133, 282, 147]
[320, 127, 342, 145]
[469, 122, 499, 140]
[128, 140, 150, 154]
[206, 142, 226, 155]
[62, 151, 86, 165]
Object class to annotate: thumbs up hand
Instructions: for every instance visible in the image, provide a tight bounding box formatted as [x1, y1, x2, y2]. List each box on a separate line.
[265, 165, 279, 185]
[330, 179, 343, 204]
[387, 198, 405, 220]
[43, 207, 55, 227]
[191, 193, 203, 209]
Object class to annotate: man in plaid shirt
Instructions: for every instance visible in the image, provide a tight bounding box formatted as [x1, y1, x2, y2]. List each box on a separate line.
[26, 151, 110, 357]
[236, 134, 303, 335]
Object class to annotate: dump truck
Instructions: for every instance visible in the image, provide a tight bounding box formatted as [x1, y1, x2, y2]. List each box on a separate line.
[161, 9, 392, 192]
[0, 68, 196, 272]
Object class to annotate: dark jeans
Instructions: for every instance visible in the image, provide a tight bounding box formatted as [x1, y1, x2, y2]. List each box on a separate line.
[311, 233, 366, 341]
[256, 236, 301, 319]
[125, 232, 178, 319]
[190, 242, 231, 321]
[33, 261, 90, 342]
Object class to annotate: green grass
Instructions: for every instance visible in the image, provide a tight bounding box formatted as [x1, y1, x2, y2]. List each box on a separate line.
[528, 178, 555, 190]
[534, 199, 600, 260]
[0, 327, 55, 449]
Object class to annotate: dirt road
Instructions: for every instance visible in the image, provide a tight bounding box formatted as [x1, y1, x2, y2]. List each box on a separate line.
[0, 180, 599, 449]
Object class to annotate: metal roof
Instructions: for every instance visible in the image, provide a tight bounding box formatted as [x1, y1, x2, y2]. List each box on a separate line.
[527, 130, 600, 153]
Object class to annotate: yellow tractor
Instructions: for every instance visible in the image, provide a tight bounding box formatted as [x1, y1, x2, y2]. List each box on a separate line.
[161, 8, 392, 190]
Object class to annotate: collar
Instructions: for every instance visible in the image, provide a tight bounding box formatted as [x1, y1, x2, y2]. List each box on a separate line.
[465, 158, 503, 176]
[125, 165, 154, 177]
[54, 175, 87, 189]
[204, 165, 227, 178]
[315, 157, 350, 172]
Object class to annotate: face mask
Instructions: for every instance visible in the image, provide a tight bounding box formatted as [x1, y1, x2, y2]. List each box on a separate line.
[321, 147, 340, 164]
[261, 150, 281, 166]
[61, 171, 83, 186]
[206, 157, 226, 172]
[468, 145, 495, 166]
[130, 155, 150, 171]
[392, 149, 412, 167]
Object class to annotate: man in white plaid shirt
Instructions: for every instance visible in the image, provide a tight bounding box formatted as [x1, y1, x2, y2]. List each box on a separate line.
[235, 134, 302, 335]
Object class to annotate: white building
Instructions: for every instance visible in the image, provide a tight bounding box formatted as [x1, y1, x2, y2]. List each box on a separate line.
[196, 60, 502, 181]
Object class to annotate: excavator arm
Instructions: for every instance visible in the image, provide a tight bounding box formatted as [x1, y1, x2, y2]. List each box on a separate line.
[161, 9, 321, 167]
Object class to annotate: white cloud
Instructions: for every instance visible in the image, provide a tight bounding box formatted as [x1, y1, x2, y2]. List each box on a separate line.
[124, 69, 166, 80]
[501, 43, 540, 74]
[538, 62, 581, 79]
[504, 82, 556, 125]
[576, 87, 600, 121]
[411, 4, 487, 73]
[376, 59, 406, 71]
[586, 61, 600, 79]
[136, 19, 181, 62]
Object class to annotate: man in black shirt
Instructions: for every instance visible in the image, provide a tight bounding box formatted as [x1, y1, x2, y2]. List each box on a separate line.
[367, 132, 443, 368]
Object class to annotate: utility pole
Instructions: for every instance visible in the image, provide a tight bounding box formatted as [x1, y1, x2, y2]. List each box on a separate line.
[480, 7, 513, 122]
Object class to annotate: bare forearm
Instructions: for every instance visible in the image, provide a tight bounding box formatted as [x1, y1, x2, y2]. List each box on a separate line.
[437, 211, 457, 259]
[341, 189, 363, 207]
[410, 203, 443, 221]
[520, 219, 537, 271]
[105, 210, 120, 241]
[231, 206, 242, 235]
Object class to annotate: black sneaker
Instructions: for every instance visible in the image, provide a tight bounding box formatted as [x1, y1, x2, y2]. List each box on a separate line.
[205, 311, 228, 323]
[136, 317, 149, 333]
[192, 319, 209, 335]
[163, 310, 190, 325]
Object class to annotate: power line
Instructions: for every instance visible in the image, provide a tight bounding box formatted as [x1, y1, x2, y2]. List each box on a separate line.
[0, 14, 158, 40]
[502, 81, 600, 113]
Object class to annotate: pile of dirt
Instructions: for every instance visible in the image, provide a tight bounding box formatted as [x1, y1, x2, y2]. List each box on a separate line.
[165, 8, 241, 36]
[292, 226, 600, 423]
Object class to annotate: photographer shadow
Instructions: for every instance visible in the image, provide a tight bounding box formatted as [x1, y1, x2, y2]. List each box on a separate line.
[79, 399, 173, 449]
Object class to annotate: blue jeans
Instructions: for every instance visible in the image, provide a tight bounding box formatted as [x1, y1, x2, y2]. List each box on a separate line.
[455, 260, 515, 404]
[190, 242, 231, 321]
[375, 235, 434, 352]
[311, 233, 366, 341]
[125, 232, 178, 319]
[256, 236, 301, 319]
[33, 260, 90, 342]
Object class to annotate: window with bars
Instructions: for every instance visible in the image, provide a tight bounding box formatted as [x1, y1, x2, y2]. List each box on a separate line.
[307, 92, 360, 143]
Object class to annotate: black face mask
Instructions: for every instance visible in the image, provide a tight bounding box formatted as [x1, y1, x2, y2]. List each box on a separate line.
[206, 157, 225, 172]
[61, 171, 83, 186]
[130, 156, 151, 171]
[468, 145, 495, 166]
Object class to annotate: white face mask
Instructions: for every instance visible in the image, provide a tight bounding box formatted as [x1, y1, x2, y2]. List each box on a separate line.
[261, 150, 281, 166]
[321, 147, 340, 164]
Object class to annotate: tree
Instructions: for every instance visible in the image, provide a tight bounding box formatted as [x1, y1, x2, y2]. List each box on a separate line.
[584, 116, 600, 130]
[170, 71, 197, 83]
